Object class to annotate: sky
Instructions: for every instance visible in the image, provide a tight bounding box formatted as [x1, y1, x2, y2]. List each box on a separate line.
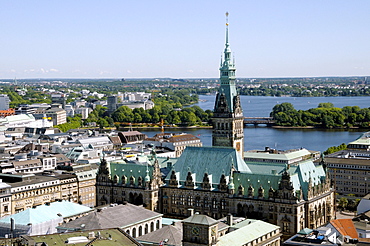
[1, 1, 370, 79]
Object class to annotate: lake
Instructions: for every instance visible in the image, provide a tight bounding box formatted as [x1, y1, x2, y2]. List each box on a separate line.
[137, 95, 370, 152]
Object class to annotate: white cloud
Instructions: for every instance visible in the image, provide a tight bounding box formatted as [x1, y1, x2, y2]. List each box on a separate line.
[187, 70, 194, 73]
[49, 68, 59, 72]
[126, 70, 132, 74]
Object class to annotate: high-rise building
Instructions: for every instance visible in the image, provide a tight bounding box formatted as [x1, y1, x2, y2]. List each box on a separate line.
[212, 12, 244, 158]
[0, 94, 10, 111]
[51, 94, 67, 109]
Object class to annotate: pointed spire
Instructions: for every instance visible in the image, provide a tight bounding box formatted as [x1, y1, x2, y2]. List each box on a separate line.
[225, 12, 229, 45]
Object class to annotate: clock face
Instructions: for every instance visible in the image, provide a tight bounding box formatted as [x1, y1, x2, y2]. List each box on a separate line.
[192, 227, 200, 235]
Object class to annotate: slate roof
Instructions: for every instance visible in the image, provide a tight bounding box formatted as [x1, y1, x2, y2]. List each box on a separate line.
[137, 221, 182, 246]
[167, 146, 250, 185]
[0, 201, 92, 225]
[57, 204, 162, 231]
[182, 214, 218, 226]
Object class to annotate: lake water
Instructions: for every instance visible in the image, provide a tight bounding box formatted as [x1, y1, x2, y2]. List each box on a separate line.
[137, 95, 370, 152]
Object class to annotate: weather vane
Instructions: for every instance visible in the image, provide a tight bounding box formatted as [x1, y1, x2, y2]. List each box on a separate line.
[226, 12, 229, 26]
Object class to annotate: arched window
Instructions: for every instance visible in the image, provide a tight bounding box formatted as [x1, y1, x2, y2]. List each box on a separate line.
[195, 197, 201, 207]
[145, 224, 148, 234]
[132, 227, 136, 238]
[187, 196, 193, 206]
[150, 222, 154, 232]
[130, 176, 135, 186]
[139, 226, 143, 236]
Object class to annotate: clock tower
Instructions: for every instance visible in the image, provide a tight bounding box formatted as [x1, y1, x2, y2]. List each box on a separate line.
[212, 12, 244, 158]
[182, 214, 219, 246]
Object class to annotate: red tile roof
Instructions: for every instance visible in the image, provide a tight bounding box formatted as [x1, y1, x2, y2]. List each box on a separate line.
[330, 219, 358, 239]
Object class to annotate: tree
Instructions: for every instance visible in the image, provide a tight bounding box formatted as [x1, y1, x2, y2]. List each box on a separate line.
[338, 197, 348, 211]
[318, 102, 334, 108]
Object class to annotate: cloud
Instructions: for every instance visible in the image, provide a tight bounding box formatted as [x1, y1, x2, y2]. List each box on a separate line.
[49, 68, 59, 72]
[126, 70, 132, 74]
[98, 70, 111, 75]
[187, 70, 194, 73]
[10, 69, 16, 73]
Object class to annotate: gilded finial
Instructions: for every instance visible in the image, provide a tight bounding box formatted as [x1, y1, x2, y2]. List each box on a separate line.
[226, 12, 229, 26]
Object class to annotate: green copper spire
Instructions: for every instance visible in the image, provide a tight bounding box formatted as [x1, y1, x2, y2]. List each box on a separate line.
[214, 12, 241, 115]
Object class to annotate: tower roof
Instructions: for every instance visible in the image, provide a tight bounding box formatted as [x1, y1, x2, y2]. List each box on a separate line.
[214, 12, 240, 114]
[183, 214, 218, 226]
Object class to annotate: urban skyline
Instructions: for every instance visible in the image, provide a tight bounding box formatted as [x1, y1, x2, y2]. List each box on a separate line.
[2, 0, 370, 79]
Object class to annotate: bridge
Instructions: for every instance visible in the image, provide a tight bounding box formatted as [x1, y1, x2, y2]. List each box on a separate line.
[244, 117, 276, 126]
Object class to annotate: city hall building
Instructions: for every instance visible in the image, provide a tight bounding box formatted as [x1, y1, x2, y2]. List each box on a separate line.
[96, 14, 335, 239]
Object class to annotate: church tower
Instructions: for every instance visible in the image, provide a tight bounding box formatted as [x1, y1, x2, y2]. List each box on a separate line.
[212, 12, 244, 158]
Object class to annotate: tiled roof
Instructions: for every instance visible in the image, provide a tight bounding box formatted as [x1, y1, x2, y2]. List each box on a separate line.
[330, 219, 358, 239]
[57, 203, 162, 230]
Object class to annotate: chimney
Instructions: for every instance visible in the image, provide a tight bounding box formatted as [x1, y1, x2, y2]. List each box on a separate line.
[227, 213, 233, 226]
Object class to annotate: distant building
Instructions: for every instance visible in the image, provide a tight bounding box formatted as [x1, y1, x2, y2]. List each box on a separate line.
[51, 93, 67, 109]
[65, 104, 74, 117]
[121, 92, 152, 101]
[34, 106, 67, 125]
[107, 95, 118, 114]
[0, 94, 10, 110]
[143, 132, 202, 157]
[75, 107, 92, 119]
[325, 131, 370, 196]
[108, 92, 154, 113]
[118, 131, 147, 145]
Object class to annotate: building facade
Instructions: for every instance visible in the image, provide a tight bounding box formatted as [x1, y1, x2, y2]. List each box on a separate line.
[325, 131, 370, 197]
[0, 94, 10, 111]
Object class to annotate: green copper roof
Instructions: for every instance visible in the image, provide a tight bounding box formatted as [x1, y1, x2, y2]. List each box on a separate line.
[109, 161, 153, 185]
[235, 160, 327, 200]
[218, 220, 279, 246]
[167, 146, 251, 185]
[348, 131, 370, 146]
[214, 12, 239, 114]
